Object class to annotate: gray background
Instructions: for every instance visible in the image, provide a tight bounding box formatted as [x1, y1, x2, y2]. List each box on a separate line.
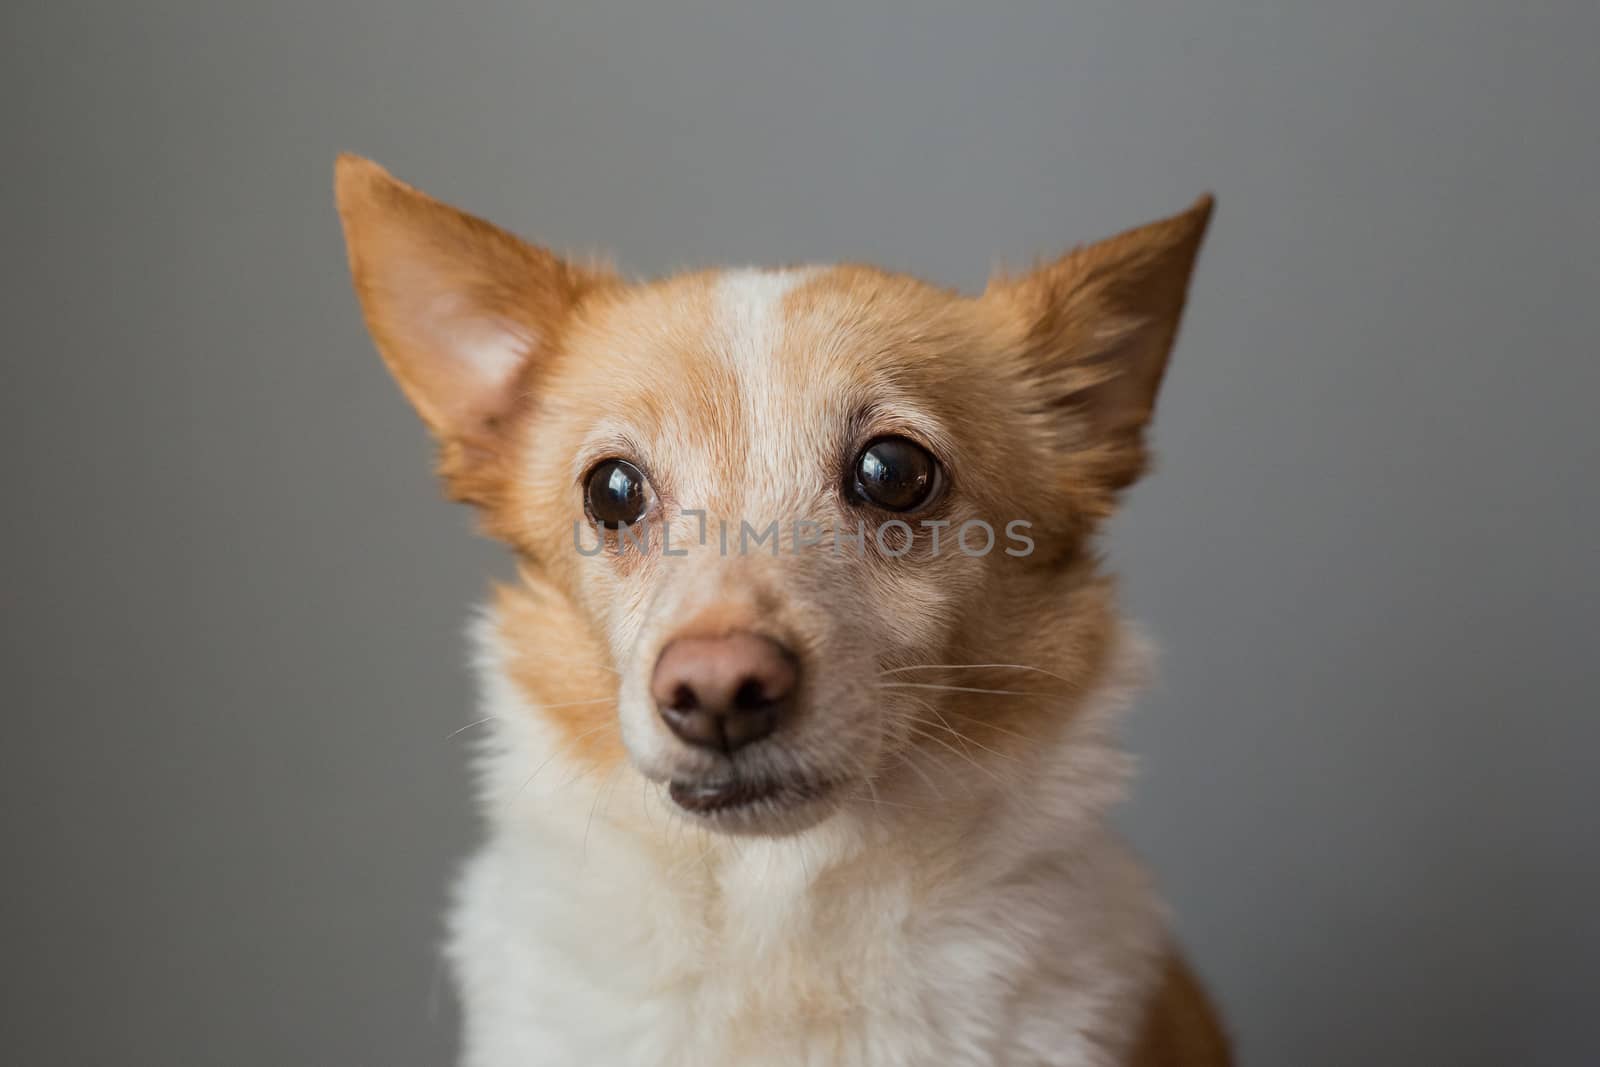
[4, 2, 1597, 1064]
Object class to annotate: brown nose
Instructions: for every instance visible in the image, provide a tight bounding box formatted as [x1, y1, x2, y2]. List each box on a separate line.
[650, 632, 798, 753]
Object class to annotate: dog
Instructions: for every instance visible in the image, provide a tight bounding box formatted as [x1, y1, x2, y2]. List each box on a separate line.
[335, 154, 1227, 1066]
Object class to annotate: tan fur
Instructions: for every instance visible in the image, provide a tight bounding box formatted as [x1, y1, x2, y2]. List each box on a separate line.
[494, 575, 625, 770]
[1129, 955, 1233, 1067]
[335, 154, 1226, 1065]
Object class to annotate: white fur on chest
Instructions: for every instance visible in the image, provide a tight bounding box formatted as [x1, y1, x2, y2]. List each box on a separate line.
[447, 613, 1168, 1067]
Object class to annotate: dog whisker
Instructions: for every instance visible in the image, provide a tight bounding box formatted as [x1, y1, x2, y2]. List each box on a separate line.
[445, 715, 495, 740]
[893, 718, 1006, 784]
[893, 691, 1022, 767]
[583, 762, 627, 865]
[910, 703, 1019, 765]
[939, 709, 1037, 745]
[507, 722, 615, 811]
[877, 681, 1036, 697]
[878, 662, 1070, 683]
[459, 697, 612, 746]
[892, 692, 979, 758]
[891, 741, 974, 800]
[846, 789, 935, 814]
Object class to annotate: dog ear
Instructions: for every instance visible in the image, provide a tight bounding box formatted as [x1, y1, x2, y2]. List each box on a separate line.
[986, 195, 1213, 492]
[334, 155, 611, 453]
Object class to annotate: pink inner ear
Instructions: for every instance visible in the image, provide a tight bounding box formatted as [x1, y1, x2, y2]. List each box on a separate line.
[336, 156, 603, 442]
[373, 251, 536, 432]
[426, 309, 535, 428]
[427, 289, 532, 381]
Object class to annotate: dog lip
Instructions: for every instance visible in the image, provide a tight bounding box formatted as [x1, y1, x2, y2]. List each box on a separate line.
[667, 774, 828, 815]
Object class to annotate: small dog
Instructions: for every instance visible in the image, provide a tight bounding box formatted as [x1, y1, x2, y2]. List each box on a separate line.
[336, 155, 1227, 1066]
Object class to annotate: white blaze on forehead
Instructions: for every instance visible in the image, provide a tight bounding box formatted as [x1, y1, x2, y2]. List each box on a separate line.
[711, 268, 823, 516]
[711, 267, 816, 370]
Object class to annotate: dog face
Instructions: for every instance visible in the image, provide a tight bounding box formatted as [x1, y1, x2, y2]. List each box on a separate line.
[336, 156, 1210, 835]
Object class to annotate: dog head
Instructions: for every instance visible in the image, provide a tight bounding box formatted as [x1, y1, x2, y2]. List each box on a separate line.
[335, 156, 1210, 835]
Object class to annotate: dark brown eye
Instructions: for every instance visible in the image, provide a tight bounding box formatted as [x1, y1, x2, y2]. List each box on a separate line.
[584, 459, 652, 528]
[851, 436, 942, 512]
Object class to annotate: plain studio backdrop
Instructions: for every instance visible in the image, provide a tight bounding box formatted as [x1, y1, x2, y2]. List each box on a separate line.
[4, 2, 1597, 1064]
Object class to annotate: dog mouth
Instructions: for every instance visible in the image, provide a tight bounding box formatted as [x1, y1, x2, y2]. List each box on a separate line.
[667, 773, 834, 818]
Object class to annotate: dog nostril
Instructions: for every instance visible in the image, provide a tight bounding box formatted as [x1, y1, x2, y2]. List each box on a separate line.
[732, 678, 769, 711]
[651, 631, 799, 754]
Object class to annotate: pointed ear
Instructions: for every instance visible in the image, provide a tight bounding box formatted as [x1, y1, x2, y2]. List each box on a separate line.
[333, 155, 610, 445]
[986, 195, 1213, 490]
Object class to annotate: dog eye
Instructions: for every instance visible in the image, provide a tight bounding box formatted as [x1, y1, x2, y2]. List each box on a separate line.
[850, 436, 942, 512]
[584, 459, 653, 528]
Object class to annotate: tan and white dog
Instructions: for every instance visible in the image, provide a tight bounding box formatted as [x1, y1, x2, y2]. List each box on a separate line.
[335, 155, 1227, 1067]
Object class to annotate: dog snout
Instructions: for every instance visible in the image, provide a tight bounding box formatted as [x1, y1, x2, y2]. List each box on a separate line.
[651, 632, 797, 754]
